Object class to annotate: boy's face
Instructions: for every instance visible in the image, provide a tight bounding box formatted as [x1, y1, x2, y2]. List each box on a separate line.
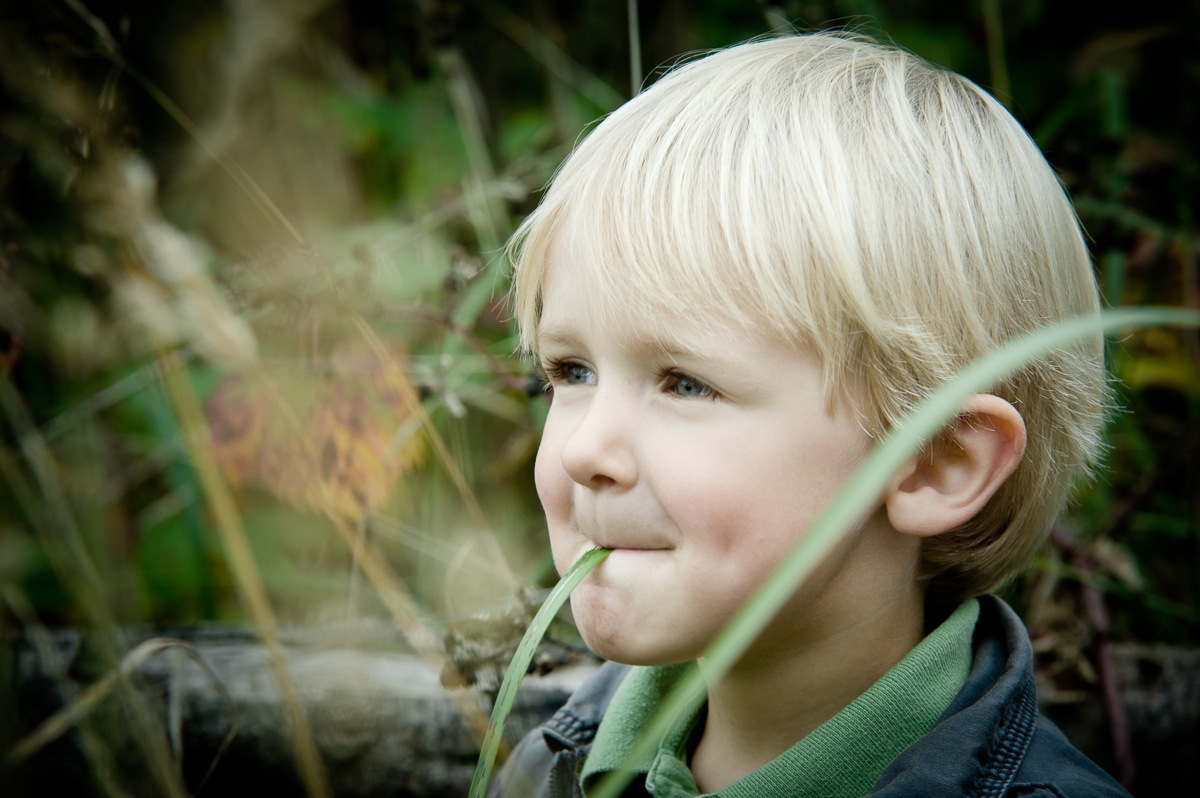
[533, 241, 903, 666]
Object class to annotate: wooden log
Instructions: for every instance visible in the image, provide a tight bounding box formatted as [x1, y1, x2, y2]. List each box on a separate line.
[5, 625, 1198, 797]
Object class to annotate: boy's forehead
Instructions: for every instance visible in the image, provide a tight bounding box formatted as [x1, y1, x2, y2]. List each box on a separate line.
[542, 207, 727, 306]
[529, 181, 817, 359]
[536, 258, 751, 362]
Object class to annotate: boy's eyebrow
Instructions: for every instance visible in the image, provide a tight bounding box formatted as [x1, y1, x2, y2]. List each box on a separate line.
[533, 322, 580, 352]
[535, 320, 710, 363]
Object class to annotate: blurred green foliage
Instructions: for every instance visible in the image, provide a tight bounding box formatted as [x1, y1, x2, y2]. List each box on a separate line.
[0, 0, 1196, 653]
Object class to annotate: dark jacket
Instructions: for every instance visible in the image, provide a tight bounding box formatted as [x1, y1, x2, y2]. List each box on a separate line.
[490, 596, 1131, 797]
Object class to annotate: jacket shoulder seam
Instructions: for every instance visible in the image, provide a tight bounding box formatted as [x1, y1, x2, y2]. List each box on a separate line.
[970, 676, 1040, 797]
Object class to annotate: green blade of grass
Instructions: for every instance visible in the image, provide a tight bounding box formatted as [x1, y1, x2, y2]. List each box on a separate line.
[591, 306, 1200, 798]
[469, 546, 611, 798]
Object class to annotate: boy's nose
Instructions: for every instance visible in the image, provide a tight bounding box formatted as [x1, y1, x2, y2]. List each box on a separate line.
[558, 391, 638, 490]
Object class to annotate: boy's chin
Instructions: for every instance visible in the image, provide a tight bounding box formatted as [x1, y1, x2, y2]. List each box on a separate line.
[585, 642, 692, 667]
[575, 610, 700, 666]
[569, 582, 714, 665]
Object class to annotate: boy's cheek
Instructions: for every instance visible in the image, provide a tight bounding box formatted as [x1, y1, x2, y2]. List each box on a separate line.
[533, 435, 567, 518]
[545, 516, 591, 580]
[532, 431, 578, 575]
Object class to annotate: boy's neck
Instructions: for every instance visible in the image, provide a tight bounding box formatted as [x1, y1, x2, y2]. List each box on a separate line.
[690, 574, 925, 792]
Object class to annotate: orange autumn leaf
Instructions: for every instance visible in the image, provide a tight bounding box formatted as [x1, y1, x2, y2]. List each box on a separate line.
[205, 341, 422, 521]
[206, 374, 268, 487]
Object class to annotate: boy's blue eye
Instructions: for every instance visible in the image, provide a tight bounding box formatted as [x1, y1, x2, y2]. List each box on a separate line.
[565, 363, 595, 385]
[665, 371, 716, 399]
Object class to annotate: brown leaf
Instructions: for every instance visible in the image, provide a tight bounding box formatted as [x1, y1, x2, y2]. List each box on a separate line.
[205, 341, 422, 521]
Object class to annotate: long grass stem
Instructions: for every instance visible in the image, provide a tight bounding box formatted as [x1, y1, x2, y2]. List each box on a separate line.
[469, 547, 611, 798]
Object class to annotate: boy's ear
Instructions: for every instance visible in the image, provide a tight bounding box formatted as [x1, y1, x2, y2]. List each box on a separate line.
[884, 394, 1026, 538]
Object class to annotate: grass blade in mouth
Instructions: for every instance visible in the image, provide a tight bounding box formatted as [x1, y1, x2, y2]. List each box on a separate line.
[469, 546, 611, 798]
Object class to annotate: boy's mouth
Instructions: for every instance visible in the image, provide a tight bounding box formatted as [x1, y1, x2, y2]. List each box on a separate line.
[584, 534, 669, 552]
[573, 514, 672, 552]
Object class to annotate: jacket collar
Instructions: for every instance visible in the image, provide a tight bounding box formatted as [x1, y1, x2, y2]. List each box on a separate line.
[870, 595, 1040, 795]
[542, 660, 631, 753]
[538, 596, 1041, 796]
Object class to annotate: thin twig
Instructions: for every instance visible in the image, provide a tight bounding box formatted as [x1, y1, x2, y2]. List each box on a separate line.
[1052, 527, 1137, 790]
[981, 0, 1011, 106]
[479, 2, 625, 110]
[628, 0, 643, 97]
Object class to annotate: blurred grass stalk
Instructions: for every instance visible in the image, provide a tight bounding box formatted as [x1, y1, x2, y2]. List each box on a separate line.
[980, 0, 1011, 106]
[2, 606, 239, 797]
[1, 377, 190, 797]
[156, 351, 332, 798]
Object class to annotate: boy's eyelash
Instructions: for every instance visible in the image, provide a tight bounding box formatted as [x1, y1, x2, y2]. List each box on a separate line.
[538, 357, 587, 394]
[539, 357, 573, 385]
[526, 363, 551, 397]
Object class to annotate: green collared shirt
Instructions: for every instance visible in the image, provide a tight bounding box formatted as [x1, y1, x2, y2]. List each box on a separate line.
[581, 599, 980, 797]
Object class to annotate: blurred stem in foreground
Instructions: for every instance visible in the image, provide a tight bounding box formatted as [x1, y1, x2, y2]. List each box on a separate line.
[157, 350, 331, 798]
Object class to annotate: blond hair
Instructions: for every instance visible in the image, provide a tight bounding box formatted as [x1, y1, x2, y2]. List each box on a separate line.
[508, 33, 1107, 603]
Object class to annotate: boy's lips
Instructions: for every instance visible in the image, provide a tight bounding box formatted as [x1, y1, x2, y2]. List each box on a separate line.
[583, 533, 671, 551]
[577, 526, 666, 552]
[570, 508, 673, 551]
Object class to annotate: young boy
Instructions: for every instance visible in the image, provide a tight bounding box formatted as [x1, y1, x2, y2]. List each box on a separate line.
[493, 33, 1130, 797]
